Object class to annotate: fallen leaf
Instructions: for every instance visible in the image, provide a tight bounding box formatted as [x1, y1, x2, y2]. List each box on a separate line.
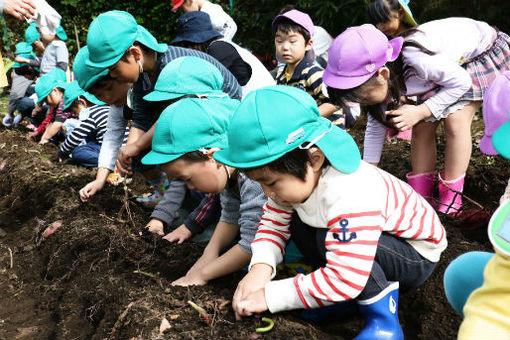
[159, 317, 171, 334]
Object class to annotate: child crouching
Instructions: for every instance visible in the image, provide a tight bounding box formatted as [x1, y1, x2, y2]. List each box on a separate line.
[213, 86, 447, 339]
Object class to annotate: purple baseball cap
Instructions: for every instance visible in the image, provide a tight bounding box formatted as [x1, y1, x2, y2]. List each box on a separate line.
[323, 24, 403, 90]
[480, 71, 510, 155]
[272, 9, 315, 37]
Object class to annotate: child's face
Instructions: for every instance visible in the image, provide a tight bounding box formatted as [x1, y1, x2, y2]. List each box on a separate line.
[109, 52, 141, 84]
[376, 9, 404, 37]
[89, 77, 133, 106]
[181, 0, 199, 12]
[161, 156, 229, 194]
[247, 165, 317, 205]
[45, 88, 63, 107]
[274, 29, 312, 67]
[357, 68, 390, 106]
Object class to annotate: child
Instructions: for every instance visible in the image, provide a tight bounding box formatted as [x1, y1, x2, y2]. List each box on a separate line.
[75, 10, 241, 206]
[171, 11, 275, 99]
[367, 0, 417, 37]
[3, 42, 38, 128]
[324, 21, 510, 215]
[141, 93, 266, 287]
[444, 71, 510, 339]
[31, 67, 73, 144]
[25, 22, 45, 54]
[171, 0, 237, 41]
[272, 9, 344, 128]
[213, 86, 446, 339]
[58, 81, 109, 167]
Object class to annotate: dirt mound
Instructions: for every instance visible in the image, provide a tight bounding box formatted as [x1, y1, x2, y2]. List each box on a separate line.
[0, 114, 507, 339]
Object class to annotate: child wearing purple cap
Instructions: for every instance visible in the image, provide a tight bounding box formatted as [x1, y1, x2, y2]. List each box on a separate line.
[272, 8, 345, 128]
[325, 20, 510, 215]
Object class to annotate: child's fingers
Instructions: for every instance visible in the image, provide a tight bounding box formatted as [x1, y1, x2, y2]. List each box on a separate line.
[21, 0, 36, 16]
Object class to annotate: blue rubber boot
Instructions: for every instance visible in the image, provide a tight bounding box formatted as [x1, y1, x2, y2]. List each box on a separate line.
[354, 282, 404, 340]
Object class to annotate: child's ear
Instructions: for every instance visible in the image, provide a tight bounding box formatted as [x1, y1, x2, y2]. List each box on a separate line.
[305, 39, 314, 51]
[397, 8, 405, 21]
[129, 46, 143, 63]
[78, 98, 88, 108]
[378, 67, 391, 81]
[308, 147, 326, 172]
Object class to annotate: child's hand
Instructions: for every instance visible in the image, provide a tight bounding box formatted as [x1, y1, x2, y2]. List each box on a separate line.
[26, 131, 38, 142]
[171, 272, 207, 287]
[116, 144, 140, 175]
[162, 224, 193, 244]
[233, 288, 268, 317]
[233, 264, 272, 320]
[79, 180, 104, 202]
[39, 138, 49, 145]
[145, 218, 165, 236]
[387, 103, 432, 131]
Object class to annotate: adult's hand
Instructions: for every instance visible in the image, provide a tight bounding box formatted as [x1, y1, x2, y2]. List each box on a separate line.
[3, 0, 36, 20]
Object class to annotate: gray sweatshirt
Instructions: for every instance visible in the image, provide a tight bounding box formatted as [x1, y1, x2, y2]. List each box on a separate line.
[220, 172, 266, 254]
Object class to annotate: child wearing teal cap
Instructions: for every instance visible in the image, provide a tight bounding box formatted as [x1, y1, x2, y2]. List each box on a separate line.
[28, 68, 76, 144]
[141, 95, 268, 287]
[57, 81, 112, 167]
[213, 86, 446, 339]
[77, 10, 241, 207]
[25, 23, 45, 54]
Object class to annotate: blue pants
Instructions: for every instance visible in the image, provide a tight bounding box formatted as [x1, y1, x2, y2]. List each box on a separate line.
[71, 141, 101, 168]
[443, 251, 494, 317]
[290, 216, 437, 300]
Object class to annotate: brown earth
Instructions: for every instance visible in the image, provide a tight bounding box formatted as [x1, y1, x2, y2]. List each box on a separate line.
[0, 112, 507, 340]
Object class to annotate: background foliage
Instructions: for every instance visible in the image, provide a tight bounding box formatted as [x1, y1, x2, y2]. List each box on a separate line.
[2, 0, 510, 62]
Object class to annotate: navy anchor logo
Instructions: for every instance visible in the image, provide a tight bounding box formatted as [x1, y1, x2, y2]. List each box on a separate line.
[333, 219, 357, 243]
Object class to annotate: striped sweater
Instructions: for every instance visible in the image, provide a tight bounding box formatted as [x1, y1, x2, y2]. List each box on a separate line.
[59, 105, 109, 157]
[250, 162, 447, 313]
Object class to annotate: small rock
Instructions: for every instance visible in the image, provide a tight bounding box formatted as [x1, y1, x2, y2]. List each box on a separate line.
[159, 317, 171, 334]
[164, 288, 171, 294]
[23, 245, 34, 252]
[0, 228, 6, 238]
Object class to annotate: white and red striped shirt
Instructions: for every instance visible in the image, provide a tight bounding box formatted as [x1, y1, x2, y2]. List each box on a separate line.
[250, 162, 447, 313]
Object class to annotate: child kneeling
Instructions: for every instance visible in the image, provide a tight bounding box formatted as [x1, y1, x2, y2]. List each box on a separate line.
[213, 86, 447, 339]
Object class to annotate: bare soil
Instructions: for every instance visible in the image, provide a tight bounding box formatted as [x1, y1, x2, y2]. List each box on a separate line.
[0, 112, 507, 340]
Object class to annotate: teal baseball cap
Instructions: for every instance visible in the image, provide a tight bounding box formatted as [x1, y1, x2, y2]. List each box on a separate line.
[488, 199, 510, 256]
[25, 23, 40, 45]
[214, 86, 361, 173]
[144, 56, 225, 102]
[73, 46, 109, 90]
[56, 25, 68, 41]
[86, 10, 167, 69]
[15, 42, 33, 55]
[35, 68, 67, 103]
[12, 53, 38, 70]
[142, 96, 240, 165]
[492, 113, 510, 159]
[63, 81, 105, 111]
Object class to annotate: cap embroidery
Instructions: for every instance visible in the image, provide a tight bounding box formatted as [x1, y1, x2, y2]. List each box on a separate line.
[286, 127, 305, 144]
[365, 63, 376, 73]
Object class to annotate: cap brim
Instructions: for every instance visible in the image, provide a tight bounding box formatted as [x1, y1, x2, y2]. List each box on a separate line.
[492, 121, 510, 159]
[37, 88, 52, 103]
[214, 144, 289, 169]
[399, 1, 418, 26]
[80, 68, 110, 91]
[141, 149, 183, 165]
[323, 69, 376, 90]
[479, 134, 498, 155]
[172, 0, 184, 11]
[83, 92, 105, 105]
[171, 31, 222, 44]
[143, 91, 183, 102]
[388, 37, 404, 62]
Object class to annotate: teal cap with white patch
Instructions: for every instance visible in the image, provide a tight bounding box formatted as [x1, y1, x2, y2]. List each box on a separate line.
[213, 86, 361, 173]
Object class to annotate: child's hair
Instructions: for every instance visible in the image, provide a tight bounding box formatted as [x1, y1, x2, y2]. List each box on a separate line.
[242, 147, 330, 181]
[14, 65, 39, 78]
[180, 149, 210, 162]
[120, 42, 155, 62]
[70, 96, 94, 110]
[272, 17, 311, 43]
[368, 0, 417, 29]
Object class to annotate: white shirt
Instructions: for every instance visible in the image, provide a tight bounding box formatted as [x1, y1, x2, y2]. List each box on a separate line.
[403, 17, 496, 118]
[201, 1, 237, 41]
[250, 163, 447, 313]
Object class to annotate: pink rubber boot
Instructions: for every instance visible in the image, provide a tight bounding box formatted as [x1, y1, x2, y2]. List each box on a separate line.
[438, 172, 465, 215]
[406, 172, 436, 207]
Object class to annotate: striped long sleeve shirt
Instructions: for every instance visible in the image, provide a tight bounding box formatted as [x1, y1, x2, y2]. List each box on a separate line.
[250, 162, 447, 313]
[59, 105, 109, 157]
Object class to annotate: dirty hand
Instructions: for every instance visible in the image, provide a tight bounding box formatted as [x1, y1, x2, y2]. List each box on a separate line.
[162, 224, 193, 244]
[116, 144, 140, 175]
[233, 264, 272, 320]
[387, 103, 432, 131]
[171, 271, 207, 287]
[234, 288, 268, 317]
[39, 138, 49, 145]
[145, 218, 165, 237]
[79, 180, 104, 202]
[26, 131, 38, 141]
[3, 0, 36, 20]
